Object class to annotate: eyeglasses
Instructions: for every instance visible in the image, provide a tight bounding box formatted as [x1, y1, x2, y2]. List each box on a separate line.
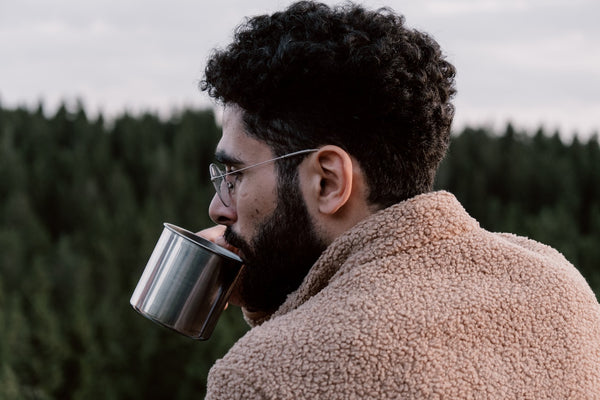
[209, 148, 319, 207]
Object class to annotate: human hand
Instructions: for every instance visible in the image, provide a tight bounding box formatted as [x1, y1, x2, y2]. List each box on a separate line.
[196, 225, 244, 307]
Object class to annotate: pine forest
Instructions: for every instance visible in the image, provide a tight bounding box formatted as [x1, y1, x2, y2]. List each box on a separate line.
[1, 103, 599, 399]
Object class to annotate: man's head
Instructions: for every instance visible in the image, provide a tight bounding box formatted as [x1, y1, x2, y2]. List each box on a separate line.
[202, 0, 456, 208]
[202, 1, 456, 313]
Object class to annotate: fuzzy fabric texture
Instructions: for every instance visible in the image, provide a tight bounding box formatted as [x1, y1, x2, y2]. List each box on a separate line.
[206, 191, 600, 399]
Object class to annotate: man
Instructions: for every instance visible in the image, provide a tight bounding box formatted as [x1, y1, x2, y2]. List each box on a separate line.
[199, 1, 600, 398]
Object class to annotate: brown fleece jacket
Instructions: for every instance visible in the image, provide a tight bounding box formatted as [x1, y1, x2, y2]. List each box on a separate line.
[206, 191, 600, 399]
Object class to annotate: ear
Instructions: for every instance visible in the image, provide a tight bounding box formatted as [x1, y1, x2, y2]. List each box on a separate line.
[308, 145, 354, 215]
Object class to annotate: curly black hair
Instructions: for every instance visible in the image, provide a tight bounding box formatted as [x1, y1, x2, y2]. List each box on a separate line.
[201, 1, 456, 208]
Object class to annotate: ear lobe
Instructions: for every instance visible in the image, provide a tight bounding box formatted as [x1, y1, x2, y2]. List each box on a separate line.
[314, 146, 353, 215]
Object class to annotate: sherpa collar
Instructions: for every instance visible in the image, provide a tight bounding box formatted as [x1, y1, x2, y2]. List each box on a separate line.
[244, 191, 479, 326]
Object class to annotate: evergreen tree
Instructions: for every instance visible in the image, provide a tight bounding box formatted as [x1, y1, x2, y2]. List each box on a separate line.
[0, 101, 598, 398]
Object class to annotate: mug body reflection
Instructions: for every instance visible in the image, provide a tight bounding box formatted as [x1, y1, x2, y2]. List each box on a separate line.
[130, 223, 243, 340]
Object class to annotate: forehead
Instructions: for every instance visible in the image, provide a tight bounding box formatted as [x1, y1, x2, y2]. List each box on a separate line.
[216, 106, 273, 164]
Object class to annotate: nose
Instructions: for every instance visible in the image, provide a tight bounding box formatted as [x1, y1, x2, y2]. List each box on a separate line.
[208, 193, 237, 225]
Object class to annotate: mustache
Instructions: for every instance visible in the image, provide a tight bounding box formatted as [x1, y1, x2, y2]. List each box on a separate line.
[224, 227, 252, 259]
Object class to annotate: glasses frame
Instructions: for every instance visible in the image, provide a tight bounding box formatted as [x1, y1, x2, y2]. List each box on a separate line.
[209, 148, 319, 207]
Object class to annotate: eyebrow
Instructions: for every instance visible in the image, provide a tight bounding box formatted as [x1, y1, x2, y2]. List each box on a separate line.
[214, 149, 245, 166]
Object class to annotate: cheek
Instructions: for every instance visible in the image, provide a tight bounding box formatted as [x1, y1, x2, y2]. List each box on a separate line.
[236, 182, 278, 232]
[238, 190, 270, 216]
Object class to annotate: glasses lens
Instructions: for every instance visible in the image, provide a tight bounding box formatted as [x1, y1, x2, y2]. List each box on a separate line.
[209, 163, 230, 207]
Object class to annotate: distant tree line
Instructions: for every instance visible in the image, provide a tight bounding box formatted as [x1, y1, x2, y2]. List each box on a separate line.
[0, 103, 598, 399]
[436, 124, 600, 294]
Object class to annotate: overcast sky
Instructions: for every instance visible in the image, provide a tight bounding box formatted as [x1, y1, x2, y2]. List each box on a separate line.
[1, 0, 599, 140]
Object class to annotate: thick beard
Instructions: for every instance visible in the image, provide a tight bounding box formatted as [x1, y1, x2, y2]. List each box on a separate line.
[224, 182, 326, 314]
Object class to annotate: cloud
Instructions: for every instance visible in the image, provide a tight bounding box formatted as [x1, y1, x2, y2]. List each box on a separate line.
[423, 0, 591, 16]
[0, 0, 597, 137]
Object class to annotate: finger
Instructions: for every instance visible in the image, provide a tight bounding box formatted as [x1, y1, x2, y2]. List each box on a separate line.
[196, 225, 226, 241]
[196, 225, 240, 255]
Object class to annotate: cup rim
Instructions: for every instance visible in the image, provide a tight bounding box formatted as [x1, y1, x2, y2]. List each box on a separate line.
[163, 223, 243, 263]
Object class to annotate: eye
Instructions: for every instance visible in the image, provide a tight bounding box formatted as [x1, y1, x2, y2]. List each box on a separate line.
[225, 165, 243, 178]
[224, 168, 242, 191]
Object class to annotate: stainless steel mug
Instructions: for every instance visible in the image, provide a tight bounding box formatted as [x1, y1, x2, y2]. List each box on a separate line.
[130, 223, 243, 340]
